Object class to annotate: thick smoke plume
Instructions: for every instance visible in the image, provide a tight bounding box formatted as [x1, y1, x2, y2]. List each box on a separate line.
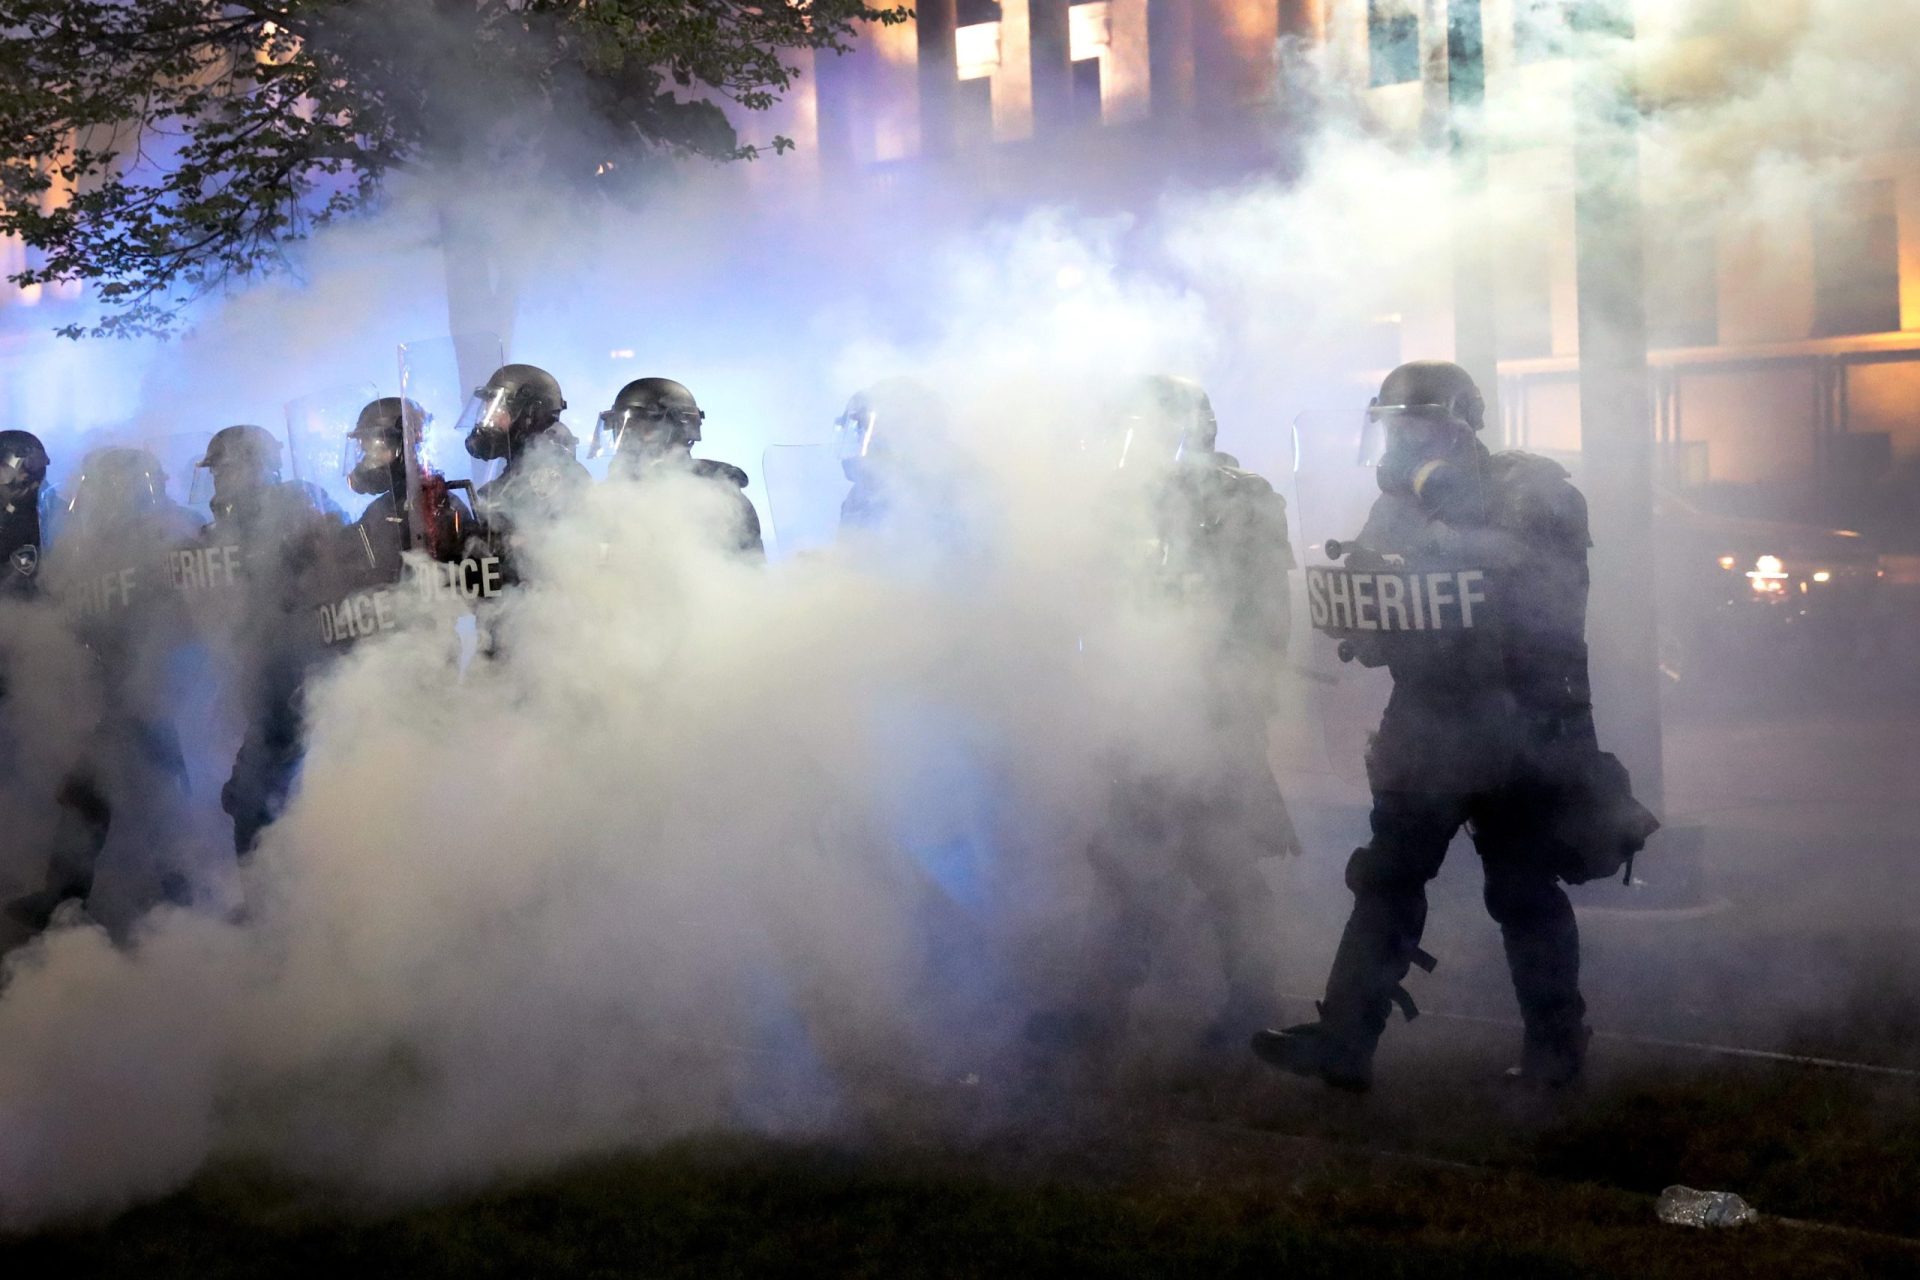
[0, 0, 1915, 1227]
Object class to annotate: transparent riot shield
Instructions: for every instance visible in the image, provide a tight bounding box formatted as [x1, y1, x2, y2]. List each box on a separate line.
[760, 443, 848, 559]
[141, 432, 212, 514]
[1290, 408, 1394, 785]
[397, 332, 505, 492]
[284, 382, 382, 516]
[397, 332, 504, 558]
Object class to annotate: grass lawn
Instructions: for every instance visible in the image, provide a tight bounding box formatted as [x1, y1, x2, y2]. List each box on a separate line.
[7, 1044, 1919, 1280]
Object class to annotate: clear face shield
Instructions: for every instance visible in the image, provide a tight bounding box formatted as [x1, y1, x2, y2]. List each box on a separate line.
[65, 453, 170, 536]
[835, 403, 880, 471]
[455, 386, 517, 462]
[188, 455, 280, 510]
[592, 403, 704, 465]
[343, 429, 404, 496]
[1358, 401, 1466, 468]
[1109, 410, 1193, 472]
[0, 452, 44, 513]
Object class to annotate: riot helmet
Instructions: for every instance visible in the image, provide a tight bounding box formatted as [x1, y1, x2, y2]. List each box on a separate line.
[345, 397, 424, 496]
[594, 377, 705, 473]
[459, 363, 567, 462]
[0, 429, 50, 514]
[1361, 360, 1484, 493]
[834, 378, 944, 479]
[191, 423, 282, 511]
[1109, 374, 1218, 469]
[65, 446, 170, 534]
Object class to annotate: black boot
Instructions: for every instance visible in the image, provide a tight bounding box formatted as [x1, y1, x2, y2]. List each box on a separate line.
[1504, 1025, 1591, 1089]
[1250, 1021, 1373, 1093]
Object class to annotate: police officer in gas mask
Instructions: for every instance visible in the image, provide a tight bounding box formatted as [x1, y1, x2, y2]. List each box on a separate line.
[1, 430, 54, 598]
[7, 447, 203, 937]
[1253, 360, 1651, 1092]
[1035, 374, 1300, 1060]
[338, 396, 474, 581]
[461, 363, 590, 582]
[835, 378, 953, 533]
[181, 424, 343, 856]
[594, 377, 763, 557]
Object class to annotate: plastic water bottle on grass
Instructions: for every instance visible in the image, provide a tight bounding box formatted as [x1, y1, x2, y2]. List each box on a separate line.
[1656, 1185, 1758, 1228]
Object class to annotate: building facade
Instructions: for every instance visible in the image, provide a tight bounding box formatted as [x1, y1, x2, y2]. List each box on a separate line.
[6, 1, 1918, 506]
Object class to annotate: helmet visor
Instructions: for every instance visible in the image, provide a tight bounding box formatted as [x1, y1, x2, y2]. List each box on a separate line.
[343, 430, 401, 481]
[65, 456, 169, 531]
[456, 386, 515, 448]
[0, 454, 42, 507]
[1359, 402, 1462, 467]
[1110, 411, 1193, 470]
[591, 404, 704, 459]
[835, 405, 880, 464]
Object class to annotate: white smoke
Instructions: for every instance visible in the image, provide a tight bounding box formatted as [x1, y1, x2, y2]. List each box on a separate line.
[1, 0, 1915, 1228]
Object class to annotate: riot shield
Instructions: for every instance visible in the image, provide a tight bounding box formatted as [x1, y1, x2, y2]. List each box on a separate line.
[1290, 408, 1394, 786]
[284, 382, 382, 516]
[396, 332, 503, 558]
[760, 443, 848, 558]
[139, 432, 211, 514]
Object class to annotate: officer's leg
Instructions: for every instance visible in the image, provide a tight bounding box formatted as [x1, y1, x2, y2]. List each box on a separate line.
[1475, 803, 1589, 1085]
[5, 764, 111, 938]
[1194, 857, 1279, 1040]
[1180, 778, 1291, 1042]
[224, 685, 305, 859]
[1028, 789, 1179, 1054]
[1253, 790, 1463, 1089]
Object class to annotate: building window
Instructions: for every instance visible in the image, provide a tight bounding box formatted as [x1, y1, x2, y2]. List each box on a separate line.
[1068, 1, 1110, 125]
[1368, 0, 1421, 87]
[1813, 180, 1900, 338]
[1646, 208, 1718, 349]
[956, 0, 1001, 24]
[1072, 57, 1103, 125]
[956, 74, 994, 147]
[1512, 0, 1569, 64]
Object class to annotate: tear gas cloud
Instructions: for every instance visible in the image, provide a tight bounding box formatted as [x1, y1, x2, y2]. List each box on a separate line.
[0, 0, 1915, 1226]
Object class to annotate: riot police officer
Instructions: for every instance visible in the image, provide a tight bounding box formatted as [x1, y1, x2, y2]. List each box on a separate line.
[1038, 374, 1300, 1058]
[1, 429, 53, 597]
[1253, 360, 1635, 1091]
[460, 363, 590, 582]
[314, 396, 487, 653]
[181, 424, 343, 856]
[8, 447, 203, 935]
[835, 378, 953, 533]
[595, 377, 763, 557]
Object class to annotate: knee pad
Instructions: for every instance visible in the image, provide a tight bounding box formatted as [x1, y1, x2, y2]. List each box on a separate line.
[1344, 843, 1428, 898]
[1482, 869, 1565, 926]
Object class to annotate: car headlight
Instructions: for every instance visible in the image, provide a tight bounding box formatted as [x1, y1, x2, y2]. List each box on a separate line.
[1747, 554, 1788, 595]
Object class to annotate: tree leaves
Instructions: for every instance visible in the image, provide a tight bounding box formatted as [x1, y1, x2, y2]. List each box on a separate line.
[0, 0, 907, 337]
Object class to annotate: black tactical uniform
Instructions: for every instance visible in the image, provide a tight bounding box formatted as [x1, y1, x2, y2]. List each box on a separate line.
[595, 377, 763, 558]
[178, 425, 344, 856]
[1255, 360, 1603, 1091]
[461, 363, 592, 586]
[0, 431, 52, 600]
[308, 397, 487, 658]
[1044, 375, 1300, 1055]
[12, 448, 203, 931]
[834, 378, 953, 536]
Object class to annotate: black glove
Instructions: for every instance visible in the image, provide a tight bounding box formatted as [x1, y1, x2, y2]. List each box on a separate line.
[1411, 459, 1489, 525]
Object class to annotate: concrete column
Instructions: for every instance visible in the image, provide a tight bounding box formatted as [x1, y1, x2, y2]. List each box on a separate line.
[1571, 0, 1665, 825]
[918, 0, 961, 157]
[1447, 1, 1501, 431]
